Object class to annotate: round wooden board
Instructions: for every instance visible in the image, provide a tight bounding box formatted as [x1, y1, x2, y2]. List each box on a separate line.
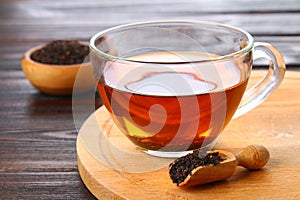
[77, 71, 300, 199]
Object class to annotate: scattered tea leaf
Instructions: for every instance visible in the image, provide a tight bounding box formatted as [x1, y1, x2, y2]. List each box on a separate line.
[31, 40, 89, 65]
[169, 150, 225, 186]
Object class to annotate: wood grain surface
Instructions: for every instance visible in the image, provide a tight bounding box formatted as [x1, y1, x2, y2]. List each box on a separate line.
[0, 0, 299, 199]
[77, 71, 300, 199]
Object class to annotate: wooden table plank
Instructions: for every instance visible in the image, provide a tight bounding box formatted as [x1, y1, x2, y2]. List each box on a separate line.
[0, 37, 299, 68]
[0, 172, 97, 200]
[1, 0, 300, 16]
[1, 13, 299, 35]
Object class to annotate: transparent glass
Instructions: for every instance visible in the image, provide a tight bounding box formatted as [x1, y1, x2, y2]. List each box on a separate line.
[90, 20, 285, 157]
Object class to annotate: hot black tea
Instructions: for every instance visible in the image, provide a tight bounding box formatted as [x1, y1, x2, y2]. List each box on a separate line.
[97, 52, 249, 152]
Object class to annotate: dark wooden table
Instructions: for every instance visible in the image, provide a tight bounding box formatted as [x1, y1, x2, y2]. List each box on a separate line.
[0, 0, 299, 199]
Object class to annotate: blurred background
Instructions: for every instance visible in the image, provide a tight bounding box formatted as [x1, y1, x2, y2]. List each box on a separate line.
[1, 0, 299, 67]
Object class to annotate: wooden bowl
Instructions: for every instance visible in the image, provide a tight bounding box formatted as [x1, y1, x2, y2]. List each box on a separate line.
[21, 44, 93, 96]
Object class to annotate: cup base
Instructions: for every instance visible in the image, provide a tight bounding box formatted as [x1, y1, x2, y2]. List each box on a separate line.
[138, 140, 218, 158]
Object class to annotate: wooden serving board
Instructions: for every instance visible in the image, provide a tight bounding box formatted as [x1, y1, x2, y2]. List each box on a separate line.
[77, 71, 300, 199]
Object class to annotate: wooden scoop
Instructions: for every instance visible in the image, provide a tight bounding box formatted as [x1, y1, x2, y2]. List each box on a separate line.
[170, 144, 270, 187]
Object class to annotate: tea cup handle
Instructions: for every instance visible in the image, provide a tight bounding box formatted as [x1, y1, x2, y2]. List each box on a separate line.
[233, 42, 286, 119]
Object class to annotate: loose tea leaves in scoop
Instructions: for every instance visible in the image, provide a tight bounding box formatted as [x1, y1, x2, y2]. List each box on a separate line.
[169, 150, 225, 186]
[31, 40, 89, 65]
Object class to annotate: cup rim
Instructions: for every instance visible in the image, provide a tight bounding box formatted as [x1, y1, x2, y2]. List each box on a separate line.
[90, 20, 254, 64]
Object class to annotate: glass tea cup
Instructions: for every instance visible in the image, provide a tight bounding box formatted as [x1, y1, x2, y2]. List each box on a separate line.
[90, 20, 285, 157]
